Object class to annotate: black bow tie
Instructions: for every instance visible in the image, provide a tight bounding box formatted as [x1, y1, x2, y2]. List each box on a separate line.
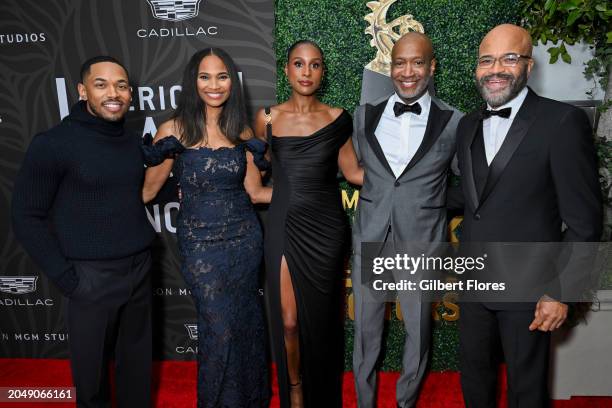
[481, 107, 511, 119]
[393, 101, 422, 117]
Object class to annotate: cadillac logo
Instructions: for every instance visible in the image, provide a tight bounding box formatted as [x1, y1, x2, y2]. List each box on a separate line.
[184, 323, 198, 340]
[0, 276, 38, 295]
[146, 0, 203, 22]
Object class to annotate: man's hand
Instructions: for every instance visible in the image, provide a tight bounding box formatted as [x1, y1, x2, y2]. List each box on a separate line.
[529, 295, 568, 332]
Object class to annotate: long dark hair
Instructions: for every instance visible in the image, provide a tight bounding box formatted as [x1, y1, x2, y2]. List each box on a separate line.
[173, 48, 248, 147]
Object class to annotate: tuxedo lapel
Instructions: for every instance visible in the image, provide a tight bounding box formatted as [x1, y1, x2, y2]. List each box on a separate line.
[398, 101, 452, 179]
[364, 100, 395, 177]
[462, 116, 481, 212]
[479, 90, 539, 205]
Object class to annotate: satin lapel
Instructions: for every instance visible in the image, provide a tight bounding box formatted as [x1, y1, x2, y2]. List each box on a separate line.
[462, 116, 481, 212]
[398, 102, 452, 179]
[479, 90, 539, 205]
[364, 100, 395, 177]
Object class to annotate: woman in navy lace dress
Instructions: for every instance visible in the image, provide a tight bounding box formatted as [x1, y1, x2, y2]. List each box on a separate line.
[143, 48, 271, 407]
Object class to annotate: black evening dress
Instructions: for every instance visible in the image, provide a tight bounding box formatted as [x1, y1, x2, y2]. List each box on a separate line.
[174, 138, 270, 408]
[264, 109, 352, 407]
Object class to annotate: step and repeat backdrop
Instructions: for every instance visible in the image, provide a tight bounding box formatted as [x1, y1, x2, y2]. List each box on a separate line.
[2, 0, 606, 373]
[0, 0, 275, 360]
[0, 0, 520, 371]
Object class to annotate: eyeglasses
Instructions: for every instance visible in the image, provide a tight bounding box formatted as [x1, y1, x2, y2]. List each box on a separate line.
[477, 53, 531, 68]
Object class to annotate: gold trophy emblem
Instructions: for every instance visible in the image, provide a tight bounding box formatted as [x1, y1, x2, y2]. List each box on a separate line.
[364, 0, 425, 76]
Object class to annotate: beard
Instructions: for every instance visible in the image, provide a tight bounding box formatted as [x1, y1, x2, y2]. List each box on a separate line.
[476, 66, 528, 108]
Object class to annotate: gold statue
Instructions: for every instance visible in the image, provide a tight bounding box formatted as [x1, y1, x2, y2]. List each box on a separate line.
[365, 0, 425, 76]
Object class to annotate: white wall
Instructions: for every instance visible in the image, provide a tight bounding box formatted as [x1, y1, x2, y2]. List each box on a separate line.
[528, 41, 605, 101]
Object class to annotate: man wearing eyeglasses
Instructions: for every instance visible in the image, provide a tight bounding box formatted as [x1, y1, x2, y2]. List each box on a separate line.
[455, 24, 602, 407]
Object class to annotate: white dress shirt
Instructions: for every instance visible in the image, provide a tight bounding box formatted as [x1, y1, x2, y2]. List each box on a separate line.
[483, 87, 528, 165]
[375, 92, 431, 178]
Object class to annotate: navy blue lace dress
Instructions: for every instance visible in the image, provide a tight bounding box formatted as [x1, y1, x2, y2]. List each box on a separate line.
[173, 138, 270, 408]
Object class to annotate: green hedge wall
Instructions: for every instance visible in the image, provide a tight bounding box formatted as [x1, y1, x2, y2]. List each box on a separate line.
[274, 0, 521, 371]
[275, 0, 520, 113]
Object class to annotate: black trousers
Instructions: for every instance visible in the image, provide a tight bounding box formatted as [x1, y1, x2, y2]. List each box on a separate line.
[459, 302, 550, 408]
[67, 249, 152, 408]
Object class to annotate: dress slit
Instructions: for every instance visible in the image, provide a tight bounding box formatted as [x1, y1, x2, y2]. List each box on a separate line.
[264, 108, 351, 407]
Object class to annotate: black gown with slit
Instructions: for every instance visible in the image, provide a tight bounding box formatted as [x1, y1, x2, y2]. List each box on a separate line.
[264, 108, 352, 407]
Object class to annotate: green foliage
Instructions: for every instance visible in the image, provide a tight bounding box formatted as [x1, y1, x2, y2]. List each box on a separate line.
[275, 0, 520, 372]
[344, 303, 461, 371]
[430, 319, 460, 371]
[521, 0, 611, 89]
[275, 0, 520, 113]
[595, 135, 612, 243]
[521, 1, 612, 244]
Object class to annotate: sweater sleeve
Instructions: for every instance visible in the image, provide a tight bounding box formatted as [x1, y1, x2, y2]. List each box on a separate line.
[11, 133, 78, 296]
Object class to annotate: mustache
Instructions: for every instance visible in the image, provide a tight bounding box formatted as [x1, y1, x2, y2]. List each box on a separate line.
[396, 75, 420, 81]
[479, 73, 514, 83]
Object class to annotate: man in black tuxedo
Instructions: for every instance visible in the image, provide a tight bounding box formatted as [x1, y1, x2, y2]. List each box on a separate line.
[455, 24, 602, 407]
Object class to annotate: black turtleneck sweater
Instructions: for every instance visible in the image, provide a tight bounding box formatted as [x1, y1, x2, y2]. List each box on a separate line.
[11, 101, 156, 295]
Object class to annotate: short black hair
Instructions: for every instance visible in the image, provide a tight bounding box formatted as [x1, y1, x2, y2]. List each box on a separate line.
[79, 56, 129, 83]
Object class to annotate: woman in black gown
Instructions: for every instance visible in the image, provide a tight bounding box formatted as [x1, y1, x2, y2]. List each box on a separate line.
[254, 40, 363, 407]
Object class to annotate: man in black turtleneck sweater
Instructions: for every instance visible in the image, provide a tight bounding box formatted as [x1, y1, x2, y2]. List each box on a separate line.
[12, 56, 155, 407]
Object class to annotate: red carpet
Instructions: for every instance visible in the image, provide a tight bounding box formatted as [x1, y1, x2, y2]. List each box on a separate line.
[0, 359, 610, 407]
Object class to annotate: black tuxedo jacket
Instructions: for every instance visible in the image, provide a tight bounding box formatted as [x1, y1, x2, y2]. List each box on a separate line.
[454, 89, 602, 309]
[456, 88, 602, 243]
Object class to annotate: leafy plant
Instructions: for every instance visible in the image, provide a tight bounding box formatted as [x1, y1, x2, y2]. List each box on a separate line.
[595, 135, 612, 240]
[521, 0, 611, 89]
[523, 1, 612, 245]
[276, 0, 521, 371]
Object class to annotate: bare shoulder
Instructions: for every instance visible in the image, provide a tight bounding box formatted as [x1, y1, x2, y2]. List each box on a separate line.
[254, 108, 273, 139]
[254, 107, 272, 125]
[321, 103, 344, 120]
[154, 119, 181, 142]
[254, 107, 265, 122]
[239, 126, 256, 142]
